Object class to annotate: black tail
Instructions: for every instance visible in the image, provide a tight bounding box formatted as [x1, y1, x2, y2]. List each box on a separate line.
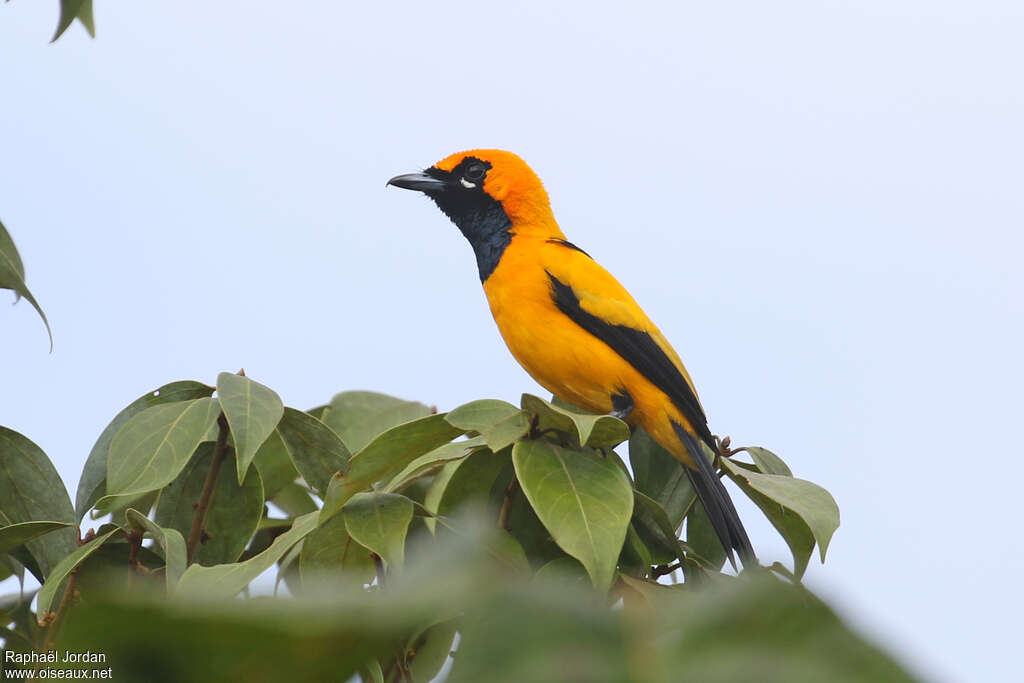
[673, 421, 756, 570]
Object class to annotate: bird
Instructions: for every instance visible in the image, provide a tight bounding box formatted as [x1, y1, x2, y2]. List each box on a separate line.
[388, 149, 755, 569]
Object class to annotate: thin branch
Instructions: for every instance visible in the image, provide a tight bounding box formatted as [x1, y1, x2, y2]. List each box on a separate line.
[41, 572, 78, 651]
[498, 475, 519, 531]
[651, 562, 682, 578]
[186, 413, 230, 564]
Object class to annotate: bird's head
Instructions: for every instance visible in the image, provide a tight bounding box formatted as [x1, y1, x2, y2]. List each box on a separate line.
[388, 149, 560, 238]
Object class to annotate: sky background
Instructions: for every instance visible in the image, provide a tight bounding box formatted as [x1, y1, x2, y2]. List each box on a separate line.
[2, 1, 1022, 680]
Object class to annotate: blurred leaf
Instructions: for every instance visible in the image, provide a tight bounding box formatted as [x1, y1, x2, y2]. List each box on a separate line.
[52, 0, 95, 41]
[36, 528, 119, 620]
[252, 430, 299, 499]
[512, 440, 632, 591]
[721, 459, 840, 563]
[0, 220, 52, 349]
[431, 516, 531, 575]
[217, 372, 284, 485]
[362, 660, 385, 683]
[125, 510, 186, 592]
[99, 397, 220, 511]
[384, 438, 482, 494]
[342, 492, 414, 572]
[176, 511, 318, 598]
[270, 482, 319, 517]
[299, 513, 374, 585]
[0, 427, 77, 580]
[629, 426, 695, 530]
[409, 619, 457, 683]
[76, 381, 214, 520]
[60, 596, 401, 683]
[449, 582, 632, 683]
[276, 408, 350, 496]
[332, 414, 464, 511]
[647, 574, 917, 683]
[686, 499, 728, 571]
[154, 445, 264, 566]
[521, 394, 629, 448]
[533, 556, 589, 587]
[745, 446, 793, 476]
[321, 391, 431, 453]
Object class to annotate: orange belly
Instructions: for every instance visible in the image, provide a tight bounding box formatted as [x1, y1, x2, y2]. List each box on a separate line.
[481, 236, 697, 466]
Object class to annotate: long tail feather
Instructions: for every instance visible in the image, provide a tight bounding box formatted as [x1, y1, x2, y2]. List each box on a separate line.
[673, 421, 756, 570]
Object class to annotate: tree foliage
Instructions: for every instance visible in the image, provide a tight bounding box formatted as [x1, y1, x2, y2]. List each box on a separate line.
[0, 321, 914, 681]
[0, 42, 912, 676]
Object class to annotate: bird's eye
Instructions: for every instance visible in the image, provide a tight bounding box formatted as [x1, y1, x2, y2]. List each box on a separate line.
[464, 163, 486, 182]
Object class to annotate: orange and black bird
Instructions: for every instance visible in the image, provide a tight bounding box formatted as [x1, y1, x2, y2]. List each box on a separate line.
[388, 150, 755, 568]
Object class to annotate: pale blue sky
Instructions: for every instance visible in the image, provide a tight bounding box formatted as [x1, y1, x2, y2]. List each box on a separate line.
[3, 2, 1022, 680]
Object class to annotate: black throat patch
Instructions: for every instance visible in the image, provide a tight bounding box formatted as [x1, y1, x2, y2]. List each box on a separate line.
[425, 159, 512, 282]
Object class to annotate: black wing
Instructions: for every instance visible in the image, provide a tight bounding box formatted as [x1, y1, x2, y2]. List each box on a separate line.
[546, 271, 715, 450]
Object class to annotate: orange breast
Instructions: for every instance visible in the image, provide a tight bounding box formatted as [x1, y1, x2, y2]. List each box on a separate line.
[481, 235, 696, 465]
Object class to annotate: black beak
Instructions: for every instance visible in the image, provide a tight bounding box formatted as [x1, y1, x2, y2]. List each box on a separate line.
[387, 172, 447, 193]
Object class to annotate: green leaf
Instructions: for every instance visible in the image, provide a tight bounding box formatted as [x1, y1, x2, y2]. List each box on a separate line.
[99, 397, 220, 511]
[512, 440, 633, 590]
[383, 438, 482, 493]
[76, 380, 214, 521]
[332, 414, 464, 510]
[631, 490, 686, 566]
[619, 523, 653, 575]
[35, 529, 119, 620]
[321, 391, 432, 453]
[0, 521, 74, 556]
[481, 412, 532, 452]
[0, 220, 52, 349]
[299, 513, 375, 585]
[686, 498, 728, 571]
[0, 427, 77, 580]
[342, 492, 414, 571]
[363, 661, 385, 683]
[176, 511, 319, 598]
[124, 510, 186, 592]
[721, 458, 840, 566]
[275, 539, 304, 595]
[445, 399, 531, 452]
[409, 619, 458, 683]
[252, 430, 299, 498]
[216, 373, 284, 485]
[629, 426, 695, 530]
[276, 408, 351, 496]
[744, 446, 793, 476]
[496, 465, 565, 568]
[424, 448, 510, 532]
[521, 394, 630, 448]
[445, 399, 520, 431]
[271, 482, 319, 517]
[532, 556, 589, 587]
[52, 0, 95, 41]
[153, 445, 264, 566]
